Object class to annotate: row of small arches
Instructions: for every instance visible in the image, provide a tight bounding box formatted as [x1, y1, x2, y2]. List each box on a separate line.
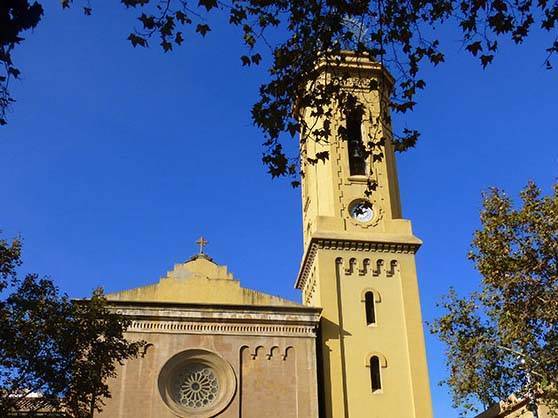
[140, 344, 296, 363]
[343, 258, 399, 277]
[242, 345, 294, 361]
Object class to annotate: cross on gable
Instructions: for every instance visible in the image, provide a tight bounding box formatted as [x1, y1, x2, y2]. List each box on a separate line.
[196, 236, 208, 254]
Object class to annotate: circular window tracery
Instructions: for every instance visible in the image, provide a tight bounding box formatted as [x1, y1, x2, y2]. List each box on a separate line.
[158, 349, 236, 418]
[173, 364, 219, 409]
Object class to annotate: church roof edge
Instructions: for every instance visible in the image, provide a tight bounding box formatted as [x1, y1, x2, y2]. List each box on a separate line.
[106, 299, 322, 314]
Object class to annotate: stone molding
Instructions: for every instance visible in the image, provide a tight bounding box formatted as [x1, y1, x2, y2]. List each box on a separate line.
[109, 303, 320, 338]
[127, 320, 317, 338]
[295, 237, 420, 290]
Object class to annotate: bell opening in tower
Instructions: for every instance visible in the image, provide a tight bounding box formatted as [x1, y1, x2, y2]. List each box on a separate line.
[346, 109, 366, 176]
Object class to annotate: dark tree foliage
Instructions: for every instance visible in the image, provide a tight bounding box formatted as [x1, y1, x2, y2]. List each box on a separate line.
[0, 234, 145, 417]
[2, 0, 558, 182]
[431, 182, 558, 416]
[0, 1, 43, 126]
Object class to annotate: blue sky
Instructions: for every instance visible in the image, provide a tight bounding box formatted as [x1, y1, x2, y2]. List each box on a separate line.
[1, 3, 557, 417]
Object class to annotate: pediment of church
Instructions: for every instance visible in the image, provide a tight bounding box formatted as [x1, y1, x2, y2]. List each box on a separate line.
[107, 253, 300, 307]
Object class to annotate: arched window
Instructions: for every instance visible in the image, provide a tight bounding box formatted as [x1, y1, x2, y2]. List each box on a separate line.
[370, 356, 382, 392]
[364, 291, 376, 325]
[346, 110, 366, 176]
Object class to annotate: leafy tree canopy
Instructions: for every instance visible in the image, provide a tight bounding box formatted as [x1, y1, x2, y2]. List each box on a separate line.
[2, 0, 558, 183]
[431, 182, 558, 416]
[0, 234, 145, 417]
[0, 1, 43, 126]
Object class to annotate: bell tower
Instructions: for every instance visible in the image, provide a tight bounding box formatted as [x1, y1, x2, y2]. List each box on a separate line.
[296, 52, 433, 418]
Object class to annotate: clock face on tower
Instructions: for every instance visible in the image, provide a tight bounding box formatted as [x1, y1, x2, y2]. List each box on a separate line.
[349, 200, 374, 223]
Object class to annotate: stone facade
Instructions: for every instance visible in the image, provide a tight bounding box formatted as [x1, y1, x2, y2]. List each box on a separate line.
[99, 255, 320, 418]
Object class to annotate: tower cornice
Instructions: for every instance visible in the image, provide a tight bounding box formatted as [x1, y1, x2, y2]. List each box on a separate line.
[314, 50, 395, 88]
[295, 232, 422, 290]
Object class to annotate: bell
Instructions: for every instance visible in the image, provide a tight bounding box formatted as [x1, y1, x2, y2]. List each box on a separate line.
[352, 141, 363, 158]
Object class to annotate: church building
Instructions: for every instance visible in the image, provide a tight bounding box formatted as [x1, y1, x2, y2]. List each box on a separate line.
[99, 53, 434, 418]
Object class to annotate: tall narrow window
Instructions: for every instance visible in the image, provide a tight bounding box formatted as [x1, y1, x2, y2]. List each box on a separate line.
[346, 110, 366, 176]
[365, 291, 376, 325]
[370, 356, 382, 392]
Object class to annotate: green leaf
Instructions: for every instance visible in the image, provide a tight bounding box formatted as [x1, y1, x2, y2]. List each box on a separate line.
[480, 54, 494, 68]
[175, 32, 184, 45]
[466, 41, 483, 56]
[127, 33, 148, 48]
[198, 0, 218, 12]
[195, 24, 211, 37]
[251, 53, 262, 65]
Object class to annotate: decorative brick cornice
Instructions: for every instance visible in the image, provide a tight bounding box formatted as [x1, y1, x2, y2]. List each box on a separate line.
[295, 236, 420, 290]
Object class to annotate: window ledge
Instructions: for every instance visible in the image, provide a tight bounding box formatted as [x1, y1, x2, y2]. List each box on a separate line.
[348, 175, 368, 183]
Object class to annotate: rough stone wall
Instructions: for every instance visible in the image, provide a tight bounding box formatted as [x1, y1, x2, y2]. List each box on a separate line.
[99, 331, 318, 418]
[240, 346, 296, 418]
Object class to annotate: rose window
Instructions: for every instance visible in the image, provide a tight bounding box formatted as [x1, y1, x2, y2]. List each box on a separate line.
[158, 349, 236, 417]
[173, 364, 219, 409]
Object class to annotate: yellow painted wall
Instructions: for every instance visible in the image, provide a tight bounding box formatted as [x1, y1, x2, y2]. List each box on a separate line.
[297, 52, 433, 418]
